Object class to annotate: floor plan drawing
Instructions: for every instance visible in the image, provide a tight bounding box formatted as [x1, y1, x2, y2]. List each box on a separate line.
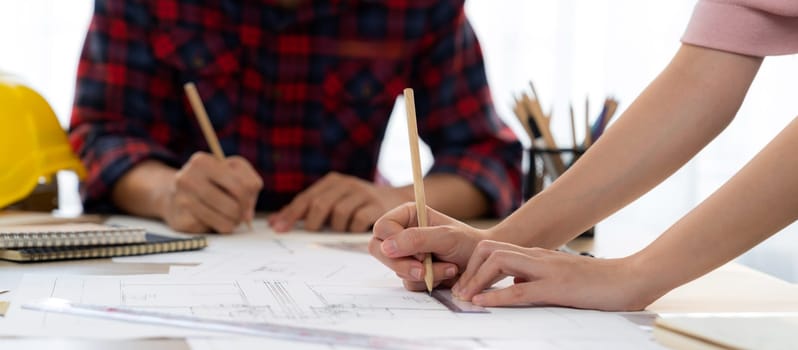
[1, 274, 662, 349]
[1, 216, 664, 348]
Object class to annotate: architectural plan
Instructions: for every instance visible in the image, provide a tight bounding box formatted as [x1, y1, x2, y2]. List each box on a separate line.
[0, 216, 663, 348]
[1, 274, 661, 348]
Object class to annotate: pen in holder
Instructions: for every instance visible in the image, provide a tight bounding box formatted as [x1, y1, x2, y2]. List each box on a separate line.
[513, 81, 618, 239]
[523, 146, 595, 238]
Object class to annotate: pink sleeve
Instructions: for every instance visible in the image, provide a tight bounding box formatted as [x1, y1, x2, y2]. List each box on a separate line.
[682, 0, 798, 57]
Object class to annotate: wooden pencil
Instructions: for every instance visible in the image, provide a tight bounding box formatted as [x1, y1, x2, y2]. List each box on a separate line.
[513, 96, 534, 140]
[522, 93, 566, 175]
[403, 88, 433, 294]
[184, 82, 254, 232]
[527, 82, 549, 124]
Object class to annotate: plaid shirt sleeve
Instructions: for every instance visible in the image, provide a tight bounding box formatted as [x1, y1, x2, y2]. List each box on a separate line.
[412, 3, 522, 216]
[69, 2, 180, 211]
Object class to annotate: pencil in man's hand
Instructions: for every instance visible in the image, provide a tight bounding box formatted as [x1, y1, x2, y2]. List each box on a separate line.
[403, 88, 433, 294]
[184, 82, 255, 232]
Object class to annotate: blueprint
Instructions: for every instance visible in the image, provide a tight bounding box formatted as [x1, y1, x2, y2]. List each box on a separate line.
[0, 216, 663, 348]
[1, 274, 661, 349]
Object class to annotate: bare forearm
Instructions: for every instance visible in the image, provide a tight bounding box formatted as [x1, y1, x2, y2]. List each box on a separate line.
[111, 160, 175, 218]
[492, 45, 762, 248]
[630, 117, 798, 303]
[397, 174, 489, 220]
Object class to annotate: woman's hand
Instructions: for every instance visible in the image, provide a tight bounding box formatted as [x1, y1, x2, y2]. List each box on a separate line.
[453, 240, 653, 311]
[369, 203, 488, 291]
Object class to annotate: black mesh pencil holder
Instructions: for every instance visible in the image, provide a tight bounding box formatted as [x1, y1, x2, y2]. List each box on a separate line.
[523, 147, 594, 238]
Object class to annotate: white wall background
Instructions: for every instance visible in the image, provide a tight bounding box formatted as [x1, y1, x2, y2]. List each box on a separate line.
[0, 0, 94, 216]
[2, 0, 797, 281]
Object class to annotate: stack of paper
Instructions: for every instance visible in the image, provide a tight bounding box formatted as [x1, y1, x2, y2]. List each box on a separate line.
[0, 215, 665, 349]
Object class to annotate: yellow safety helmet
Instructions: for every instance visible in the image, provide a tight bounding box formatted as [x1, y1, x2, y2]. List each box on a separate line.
[0, 74, 86, 209]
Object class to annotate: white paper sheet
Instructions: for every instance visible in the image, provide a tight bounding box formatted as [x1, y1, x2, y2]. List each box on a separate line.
[108, 215, 373, 265]
[107, 215, 394, 284]
[1, 274, 660, 349]
[2, 216, 662, 348]
[168, 239, 394, 285]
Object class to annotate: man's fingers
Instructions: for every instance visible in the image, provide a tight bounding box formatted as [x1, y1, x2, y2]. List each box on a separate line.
[303, 183, 352, 231]
[226, 156, 263, 219]
[196, 182, 242, 222]
[330, 194, 368, 232]
[271, 173, 340, 232]
[175, 166, 242, 223]
[349, 205, 381, 232]
[183, 193, 238, 234]
[270, 199, 306, 232]
[182, 152, 254, 223]
[165, 196, 210, 233]
[186, 153, 246, 206]
[208, 161, 250, 206]
[270, 192, 312, 232]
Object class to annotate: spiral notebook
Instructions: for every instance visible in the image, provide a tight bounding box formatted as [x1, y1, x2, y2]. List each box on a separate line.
[0, 232, 207, 262]
[0, 223, 146, 249]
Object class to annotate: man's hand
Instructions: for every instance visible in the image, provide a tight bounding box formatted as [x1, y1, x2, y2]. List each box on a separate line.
[112, 154, 263, 233]
[157, 153, 263, 233]
[268, 172, 412, 233]
[368, 203, 488, 291]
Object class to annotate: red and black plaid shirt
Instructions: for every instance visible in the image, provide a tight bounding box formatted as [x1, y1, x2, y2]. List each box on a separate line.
[69, 0, 522, 216]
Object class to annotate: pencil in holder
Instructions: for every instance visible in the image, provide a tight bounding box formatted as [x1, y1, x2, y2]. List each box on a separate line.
[523, 146, 594, 238]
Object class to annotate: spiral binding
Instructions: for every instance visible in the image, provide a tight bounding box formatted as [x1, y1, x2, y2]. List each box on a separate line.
[0, 225, 146, 248]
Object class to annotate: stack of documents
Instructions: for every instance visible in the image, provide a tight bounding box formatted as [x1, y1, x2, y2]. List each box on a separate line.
[0, 216, 665, 349]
